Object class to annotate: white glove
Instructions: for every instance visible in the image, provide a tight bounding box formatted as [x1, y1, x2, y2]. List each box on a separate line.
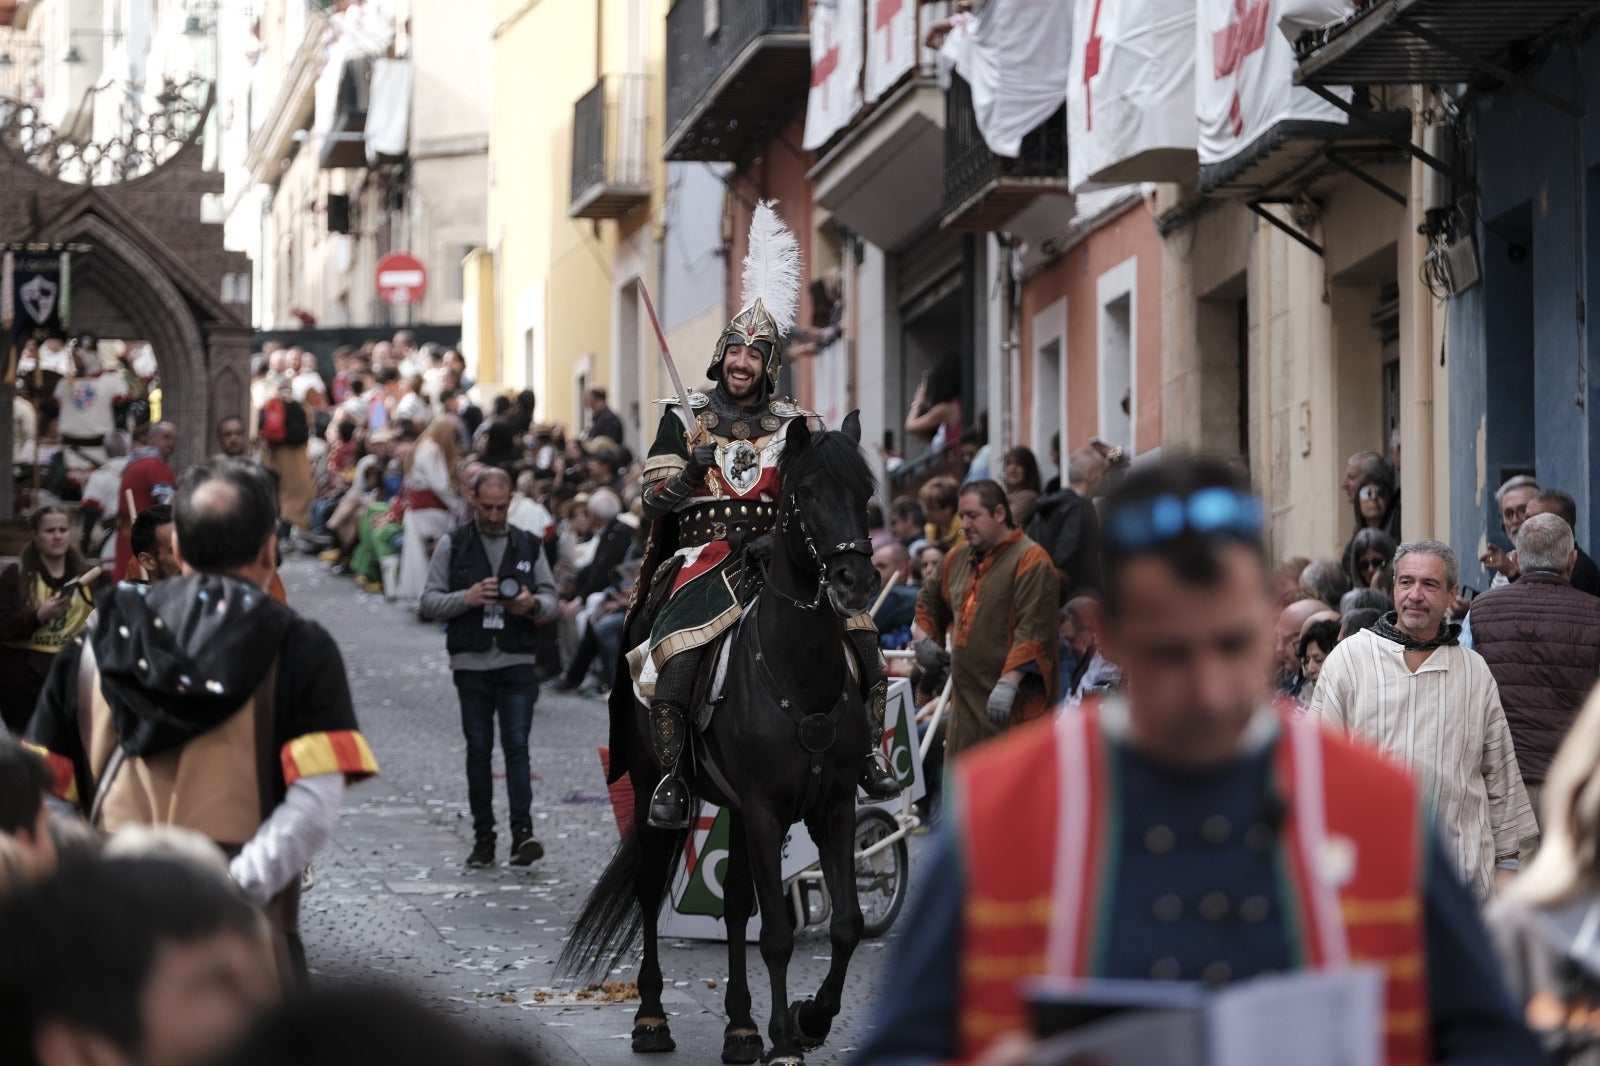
[986, 679, 1019, 728]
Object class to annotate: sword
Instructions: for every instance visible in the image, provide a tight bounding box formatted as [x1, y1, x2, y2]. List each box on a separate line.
[638, 281, 723, 499]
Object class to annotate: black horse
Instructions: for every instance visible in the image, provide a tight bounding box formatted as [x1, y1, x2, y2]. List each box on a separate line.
[558, 412, 881, 1065]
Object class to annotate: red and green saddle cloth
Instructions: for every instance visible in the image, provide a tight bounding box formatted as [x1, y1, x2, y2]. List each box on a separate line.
[952, 699, 1430, 1065]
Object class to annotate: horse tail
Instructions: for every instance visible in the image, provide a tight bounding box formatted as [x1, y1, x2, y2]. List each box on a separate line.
[554, 807, 696, 984]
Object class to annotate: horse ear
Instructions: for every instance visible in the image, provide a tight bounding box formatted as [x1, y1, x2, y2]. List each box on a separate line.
[784, 416, 812, 462]
[842, 410, 861, 444]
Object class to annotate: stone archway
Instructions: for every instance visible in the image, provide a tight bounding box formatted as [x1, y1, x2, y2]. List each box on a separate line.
[0, 80, 252, 506]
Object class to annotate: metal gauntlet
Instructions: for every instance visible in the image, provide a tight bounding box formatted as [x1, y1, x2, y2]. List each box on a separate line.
[642, 470, 702, 520]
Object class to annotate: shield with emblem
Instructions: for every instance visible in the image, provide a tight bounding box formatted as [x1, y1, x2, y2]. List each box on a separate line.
[720, 440, 762, 495]
[20, 274, 58, 325]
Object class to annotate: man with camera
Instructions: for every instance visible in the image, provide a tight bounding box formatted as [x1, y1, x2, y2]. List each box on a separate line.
[420, 468, 558, 868]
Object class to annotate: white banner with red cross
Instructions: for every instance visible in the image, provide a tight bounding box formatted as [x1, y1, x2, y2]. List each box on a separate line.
[864, 0, 915, 103]
[803, 0, 865, 151]
[1067, 0, 1199, 191]
[1196, 0, 1346, 166]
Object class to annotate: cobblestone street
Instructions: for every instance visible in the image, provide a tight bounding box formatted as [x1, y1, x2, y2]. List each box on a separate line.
[286, 557, 906, 1064]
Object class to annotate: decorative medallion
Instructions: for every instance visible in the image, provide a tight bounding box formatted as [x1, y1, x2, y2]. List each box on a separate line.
[769, 398, 801, 418]
[760, 414, 781, 432]
[720, 439, 762, 495]
[697, 411, 719, 430]
[731, 420, 751, 440]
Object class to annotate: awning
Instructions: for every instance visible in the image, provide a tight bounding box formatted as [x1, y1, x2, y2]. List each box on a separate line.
[1296, 0, 1600, 89]
[314, 55, 373, 169]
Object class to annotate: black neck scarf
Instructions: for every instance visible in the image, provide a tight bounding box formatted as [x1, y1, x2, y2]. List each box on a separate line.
[1371, 611, 1460, 652]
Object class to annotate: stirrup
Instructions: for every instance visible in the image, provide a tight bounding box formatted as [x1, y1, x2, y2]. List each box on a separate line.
[860, 751, 901, 800]
[647, 775, 691, 830]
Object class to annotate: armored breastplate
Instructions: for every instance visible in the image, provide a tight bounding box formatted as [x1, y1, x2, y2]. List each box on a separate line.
[693, 387, 780, 442]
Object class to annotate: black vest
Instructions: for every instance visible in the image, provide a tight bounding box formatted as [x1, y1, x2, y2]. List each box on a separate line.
[445, 522, 541, 656]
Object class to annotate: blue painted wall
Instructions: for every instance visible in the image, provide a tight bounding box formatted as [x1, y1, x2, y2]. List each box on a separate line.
[1450, 37, 1600, 587]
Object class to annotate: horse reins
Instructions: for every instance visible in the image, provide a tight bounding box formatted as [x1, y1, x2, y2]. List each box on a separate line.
[763, 494, 872, 613]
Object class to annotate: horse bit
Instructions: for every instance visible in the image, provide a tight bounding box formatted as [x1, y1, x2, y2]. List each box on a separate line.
[764, 494, 873, 612]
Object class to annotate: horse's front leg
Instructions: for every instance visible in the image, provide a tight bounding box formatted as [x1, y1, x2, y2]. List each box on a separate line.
[632, 821, 678, 1053]
[792, 791, 863, 1050]
[743, 802, 803, 1063]
[721, 810, 762, 1064]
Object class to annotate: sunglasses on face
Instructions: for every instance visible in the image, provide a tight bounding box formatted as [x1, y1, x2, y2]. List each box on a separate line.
[1359, 486, 1386, 502]
[1359, 554, 1386, 571]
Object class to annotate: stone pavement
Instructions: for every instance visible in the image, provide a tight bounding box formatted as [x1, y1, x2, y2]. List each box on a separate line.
[284, 557, 915, 1064]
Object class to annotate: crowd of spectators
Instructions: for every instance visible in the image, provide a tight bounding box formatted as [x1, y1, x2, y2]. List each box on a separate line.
[240, 333, 649, 698]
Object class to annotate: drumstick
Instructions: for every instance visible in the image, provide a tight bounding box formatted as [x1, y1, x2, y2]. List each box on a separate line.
[870, 570, 900, 617]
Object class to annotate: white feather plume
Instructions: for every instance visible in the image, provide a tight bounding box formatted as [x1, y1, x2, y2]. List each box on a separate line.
[739, 200, 802, 337]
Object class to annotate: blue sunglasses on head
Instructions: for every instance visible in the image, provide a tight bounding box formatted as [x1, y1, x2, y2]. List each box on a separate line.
[1104, 487, 1264, 552]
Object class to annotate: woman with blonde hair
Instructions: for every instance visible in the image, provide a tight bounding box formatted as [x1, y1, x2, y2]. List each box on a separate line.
[395, 415, 463, 602]
[1491, 684, 1600, 1063]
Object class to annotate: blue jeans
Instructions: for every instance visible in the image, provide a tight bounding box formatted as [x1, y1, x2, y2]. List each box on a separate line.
[452, 664, 538, 840]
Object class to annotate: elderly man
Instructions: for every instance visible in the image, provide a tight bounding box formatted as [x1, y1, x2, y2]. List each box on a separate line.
[1272, 596, 1324, 698]
[870, 542, 919, 646]
[1491, 475, 1540, 587]
[914, 480, 1059, 757]
[1463, 513, 1600, 853]
[1313, 540, 1537, 901]
[856, 457, 1540, 1066]
[1525, 488, 1600, 597]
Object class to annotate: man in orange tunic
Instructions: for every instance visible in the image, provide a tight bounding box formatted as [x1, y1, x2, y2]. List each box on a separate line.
[856, 456, 1540, 1066]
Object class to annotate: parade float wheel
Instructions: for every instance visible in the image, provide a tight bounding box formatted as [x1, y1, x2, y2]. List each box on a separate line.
[854, 806, 908, 938]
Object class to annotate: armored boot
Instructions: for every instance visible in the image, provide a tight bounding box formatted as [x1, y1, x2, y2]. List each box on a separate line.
[859, 678, 901, 800]
[647, 699, 692, 829]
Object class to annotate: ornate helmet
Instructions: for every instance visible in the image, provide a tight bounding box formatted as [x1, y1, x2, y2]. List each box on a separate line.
[707, 201, 801, 394]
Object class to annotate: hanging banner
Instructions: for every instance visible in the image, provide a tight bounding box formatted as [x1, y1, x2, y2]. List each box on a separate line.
[802, 0, 865, 151]
[8, 250, 67, 348]
[1067, 0, 1198, 190]
[936, 0, 1071, 158]
[658, 679, 926, 942]
[1278, 0, 1361, 42]
[864, 0, 916, 103]
[1196, 0, 1347, 167]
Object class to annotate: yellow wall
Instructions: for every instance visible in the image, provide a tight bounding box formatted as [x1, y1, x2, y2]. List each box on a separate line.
[483, 0, 665, 435]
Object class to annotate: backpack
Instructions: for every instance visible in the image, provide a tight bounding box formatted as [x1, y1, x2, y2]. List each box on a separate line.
[260, 397, 309, 446]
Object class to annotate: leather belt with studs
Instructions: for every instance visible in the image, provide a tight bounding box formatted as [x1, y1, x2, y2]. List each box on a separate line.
[678, 501, 776, 548]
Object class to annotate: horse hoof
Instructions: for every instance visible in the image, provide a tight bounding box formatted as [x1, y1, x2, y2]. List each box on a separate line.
[761, 1055, 804, 1066]
[722, 1028, 763, 1064]
[632, 1019, 676, 1054]
[789, 999, 831, 1051]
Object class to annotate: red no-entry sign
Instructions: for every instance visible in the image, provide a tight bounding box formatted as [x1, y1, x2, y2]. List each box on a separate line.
[376, 252, 427, 307]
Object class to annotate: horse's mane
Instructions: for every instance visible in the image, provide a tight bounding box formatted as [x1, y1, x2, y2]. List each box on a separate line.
[779, 426, 876, 501]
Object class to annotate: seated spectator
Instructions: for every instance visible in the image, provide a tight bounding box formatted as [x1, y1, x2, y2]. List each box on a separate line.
[916, 544, 946, 587]
[1061, 594, 1119, 703]
[509, 471, 556, 540]
[0, 737, 57, 893]
[1297, 619, 1341, 704]
[918, 476, 964, 552]
[580, 438, 624, 494]
[889, 496, 926, 553]
[1001, 446, 1043, 530]
[1274, 596, 1325, 698]
[1301, 557, 1352, 609]
[0, 855, 278, 1066]
[871, 543, 919, 649]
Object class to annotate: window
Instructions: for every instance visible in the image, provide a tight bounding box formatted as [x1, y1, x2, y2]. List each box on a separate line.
[1097, 257, 1137, 454]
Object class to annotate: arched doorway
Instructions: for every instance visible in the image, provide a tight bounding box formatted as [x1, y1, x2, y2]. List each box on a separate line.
[0, 80, 251, 516]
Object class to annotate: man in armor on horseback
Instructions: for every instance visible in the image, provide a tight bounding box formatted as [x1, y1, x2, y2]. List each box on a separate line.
[629, 203, 900, 829]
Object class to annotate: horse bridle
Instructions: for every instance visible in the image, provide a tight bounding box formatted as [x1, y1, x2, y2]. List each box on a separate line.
[765, 493, 872, 613]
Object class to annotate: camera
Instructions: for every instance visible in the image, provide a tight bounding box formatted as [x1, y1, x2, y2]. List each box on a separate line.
[497, 576, 524, 600]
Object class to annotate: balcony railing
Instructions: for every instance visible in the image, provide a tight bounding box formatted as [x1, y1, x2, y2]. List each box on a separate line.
[940, 74, 1069, 233]
[663, 0, 807, 162]
[570, 73, 651, 220]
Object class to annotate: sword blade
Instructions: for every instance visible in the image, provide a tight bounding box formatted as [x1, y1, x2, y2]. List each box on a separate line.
[638, 282, 695, 422]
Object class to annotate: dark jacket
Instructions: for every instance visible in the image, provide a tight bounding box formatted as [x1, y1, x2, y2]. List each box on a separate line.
[445, 522, 545, 657]
[1469, 570, 1600, 782]
[1572, 547, 1600, 598]
[1024, 486, 1100, 598]
[571, 518, 634, 601]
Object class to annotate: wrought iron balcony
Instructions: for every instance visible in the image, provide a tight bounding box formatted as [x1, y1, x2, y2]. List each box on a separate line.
[570, 74, 651, 220]
[940, 74, 1069, 233]
[663, 0, 808, 162]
